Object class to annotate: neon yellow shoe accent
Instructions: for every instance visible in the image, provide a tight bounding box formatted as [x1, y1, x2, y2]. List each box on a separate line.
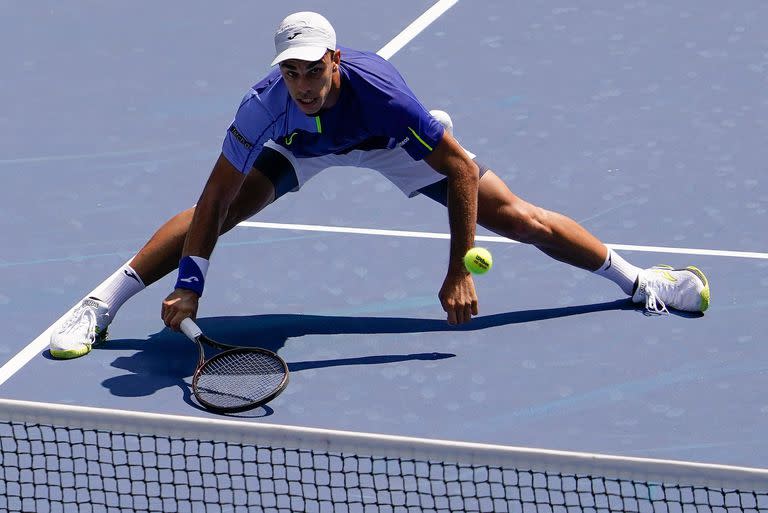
[50, 345, 92, 359]
[661, 271, 677, 282]
[653, 265, 679, 282]
[686, 266, 710, 312]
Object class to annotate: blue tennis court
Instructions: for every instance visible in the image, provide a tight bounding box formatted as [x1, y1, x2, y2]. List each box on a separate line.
[1, 0, 767, 489]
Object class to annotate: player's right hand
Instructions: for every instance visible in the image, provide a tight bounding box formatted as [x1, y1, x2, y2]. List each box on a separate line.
[162, 289, 200, 331]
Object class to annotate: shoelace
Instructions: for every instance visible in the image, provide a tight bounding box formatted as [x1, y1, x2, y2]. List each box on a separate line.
[643, 287, 669, 316]
[57, 305, 96, 336]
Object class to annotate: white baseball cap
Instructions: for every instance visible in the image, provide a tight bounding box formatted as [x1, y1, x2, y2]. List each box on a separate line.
[271, 12, 337, 66]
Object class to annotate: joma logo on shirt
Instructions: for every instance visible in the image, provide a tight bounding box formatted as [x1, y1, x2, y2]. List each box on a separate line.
[229, 125, 253, 149]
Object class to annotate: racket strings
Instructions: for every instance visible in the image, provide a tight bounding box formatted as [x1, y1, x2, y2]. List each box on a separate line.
[196, 350, 286, 409]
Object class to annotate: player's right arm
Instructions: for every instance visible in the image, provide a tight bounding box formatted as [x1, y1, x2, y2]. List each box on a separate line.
[162, 86, 280, 330]
[161, 154, 246, 330]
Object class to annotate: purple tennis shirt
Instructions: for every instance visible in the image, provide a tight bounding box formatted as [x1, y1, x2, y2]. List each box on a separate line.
[222, 47, 444, 173]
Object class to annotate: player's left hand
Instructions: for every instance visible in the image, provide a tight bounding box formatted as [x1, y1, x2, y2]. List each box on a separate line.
[439, 269, 479, 325]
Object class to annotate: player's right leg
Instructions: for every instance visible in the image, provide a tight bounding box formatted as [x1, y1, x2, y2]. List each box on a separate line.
[49, 152, 289, 359]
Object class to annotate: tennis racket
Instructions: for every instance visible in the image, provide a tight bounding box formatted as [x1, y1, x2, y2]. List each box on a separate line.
[180, 318, 289, 413]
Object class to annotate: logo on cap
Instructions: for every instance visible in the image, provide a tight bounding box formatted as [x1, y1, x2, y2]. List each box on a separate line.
[287, 31, 302, 40]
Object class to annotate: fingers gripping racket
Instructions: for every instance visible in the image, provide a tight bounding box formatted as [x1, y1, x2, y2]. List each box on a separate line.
[180, 318, 289, 413]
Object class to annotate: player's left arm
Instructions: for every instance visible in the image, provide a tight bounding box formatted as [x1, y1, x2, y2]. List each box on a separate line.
[424, 132, 481, 325]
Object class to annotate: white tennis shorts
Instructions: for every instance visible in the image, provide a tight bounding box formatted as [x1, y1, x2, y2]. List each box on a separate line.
[262, 139, 477, 198]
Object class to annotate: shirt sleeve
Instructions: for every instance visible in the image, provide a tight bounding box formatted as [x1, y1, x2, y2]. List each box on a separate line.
[391, 97, 445, 161]
[363, 73, 445, 161]
[221, 92, 279, 173]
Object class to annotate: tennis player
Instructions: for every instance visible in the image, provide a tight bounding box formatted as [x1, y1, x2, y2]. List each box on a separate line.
[50, 12, 710, 359]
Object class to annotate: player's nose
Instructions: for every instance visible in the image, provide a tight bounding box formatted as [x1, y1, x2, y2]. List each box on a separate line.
[295, 76, 313, 95]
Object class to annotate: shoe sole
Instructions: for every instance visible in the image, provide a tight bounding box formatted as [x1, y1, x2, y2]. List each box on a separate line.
[50, 344, 92, 359]
[49, 327, 108, 360]
[655, 264, 710, 313]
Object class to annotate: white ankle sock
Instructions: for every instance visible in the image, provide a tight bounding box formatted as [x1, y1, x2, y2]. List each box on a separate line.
[92, 264, 146, 317]
[593, 248, 641, 296]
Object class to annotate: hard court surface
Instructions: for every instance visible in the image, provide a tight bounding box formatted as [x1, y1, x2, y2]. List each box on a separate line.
[1, 0, 767, 469]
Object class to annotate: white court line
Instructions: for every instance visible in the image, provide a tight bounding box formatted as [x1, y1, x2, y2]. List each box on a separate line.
[2, 234, 763, 388]
[377, 0, 459, 59]
[0, 1, 461, 387]
[0, 263, 131, 386]
[0, 142, 199, 165]
[239, 221, 768, 260]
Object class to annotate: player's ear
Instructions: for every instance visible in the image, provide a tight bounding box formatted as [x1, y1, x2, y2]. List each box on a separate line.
[332, 49, 341, 67]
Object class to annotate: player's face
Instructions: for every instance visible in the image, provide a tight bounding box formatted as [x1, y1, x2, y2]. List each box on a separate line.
[279, 50, 341, 115]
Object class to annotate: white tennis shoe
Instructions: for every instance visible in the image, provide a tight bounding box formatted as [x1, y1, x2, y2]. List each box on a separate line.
[632, 265, 710, 315]
[50, 297, 111, 359]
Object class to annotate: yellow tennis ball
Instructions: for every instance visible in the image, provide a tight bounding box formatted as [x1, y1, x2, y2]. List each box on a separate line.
[463, 247, 493, 274]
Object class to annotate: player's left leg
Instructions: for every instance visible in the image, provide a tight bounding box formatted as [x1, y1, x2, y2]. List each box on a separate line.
[473, 170, 709, 313]
[420, 110, 708, 314]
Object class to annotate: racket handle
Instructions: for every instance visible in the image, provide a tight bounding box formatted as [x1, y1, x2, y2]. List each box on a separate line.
[180, 318, 202, 341]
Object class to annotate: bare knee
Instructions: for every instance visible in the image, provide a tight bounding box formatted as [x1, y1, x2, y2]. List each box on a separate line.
[485, 202, 553, 244]
[476, 171, 551, 244]
[513, 205, 553, 243]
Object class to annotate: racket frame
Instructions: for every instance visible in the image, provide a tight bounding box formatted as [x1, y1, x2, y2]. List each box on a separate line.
[180, 318, 289, 413]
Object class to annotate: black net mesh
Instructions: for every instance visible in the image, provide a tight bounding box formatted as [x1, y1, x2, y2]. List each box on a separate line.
[1, 420, 766, 513]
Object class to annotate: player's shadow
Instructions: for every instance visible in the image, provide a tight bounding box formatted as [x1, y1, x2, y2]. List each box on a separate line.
[100, 298, 641, 414]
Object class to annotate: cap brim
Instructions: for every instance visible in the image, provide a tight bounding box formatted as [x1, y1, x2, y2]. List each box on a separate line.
[271, 45, 329, 66]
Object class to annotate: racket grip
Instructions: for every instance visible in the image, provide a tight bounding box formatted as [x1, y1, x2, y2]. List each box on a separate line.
[180, 318, 202, 341]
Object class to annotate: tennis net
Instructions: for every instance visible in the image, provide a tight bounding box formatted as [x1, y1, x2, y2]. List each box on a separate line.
[0, 398, 766, 513]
